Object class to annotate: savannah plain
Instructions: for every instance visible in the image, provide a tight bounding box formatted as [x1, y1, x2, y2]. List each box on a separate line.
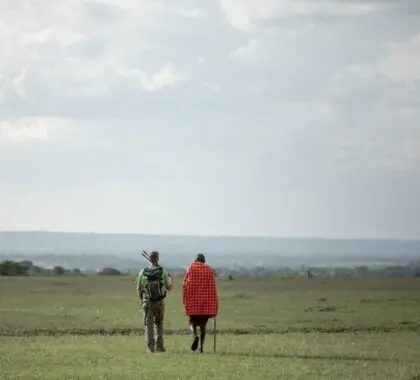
[1, 275, 420, 379]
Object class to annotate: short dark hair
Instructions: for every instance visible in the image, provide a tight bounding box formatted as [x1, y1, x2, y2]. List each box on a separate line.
[149, 251, 159, 263]
[195, 253, 205, 263]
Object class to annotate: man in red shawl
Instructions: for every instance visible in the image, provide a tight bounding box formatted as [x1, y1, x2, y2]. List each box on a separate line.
[182, 253, 218, 353]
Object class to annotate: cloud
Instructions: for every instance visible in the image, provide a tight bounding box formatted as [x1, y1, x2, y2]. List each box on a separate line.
[0, 69, 27, 101]
[326, 27, 420, 87]
[177, 8, 203, 19]
[0, 0, 187, 114]
[218, 0, 390, 31]
[329, 32, 420, 89]
[377, 32, 420, 84]
[313, 21, 420, 173]
[1, 0, 420, 237]
[116, 62, 184, 91]
[229, 38, 259, 60]
[0, 117, 75, 144]
[219, 0, 281, 31]
[325, 69, 420, 171]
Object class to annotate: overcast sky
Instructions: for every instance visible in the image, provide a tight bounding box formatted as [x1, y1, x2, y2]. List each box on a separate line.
[1, 0, 419, 239]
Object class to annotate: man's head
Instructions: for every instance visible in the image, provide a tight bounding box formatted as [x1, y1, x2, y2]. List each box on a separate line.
[149, 251, 159, 264]
[195, 253, 206, 263]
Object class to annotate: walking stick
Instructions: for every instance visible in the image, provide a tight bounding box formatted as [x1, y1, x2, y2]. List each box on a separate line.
[213, 317, 217, 353]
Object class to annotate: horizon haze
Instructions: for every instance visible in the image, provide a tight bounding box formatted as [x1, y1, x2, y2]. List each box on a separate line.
[1, 231, 419, 270]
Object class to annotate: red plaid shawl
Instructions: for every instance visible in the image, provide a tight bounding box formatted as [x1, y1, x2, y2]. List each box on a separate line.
[182, 262, 218, 317]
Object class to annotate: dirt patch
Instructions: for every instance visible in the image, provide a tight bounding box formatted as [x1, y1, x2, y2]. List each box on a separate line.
[361, 298, 392, 303]
[232, 292, 252, 299]
[305, 305, 339, 312]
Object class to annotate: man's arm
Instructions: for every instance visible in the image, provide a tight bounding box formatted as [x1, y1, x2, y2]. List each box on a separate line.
[135, 269, 144, 297]
[162, 268, 172, 291]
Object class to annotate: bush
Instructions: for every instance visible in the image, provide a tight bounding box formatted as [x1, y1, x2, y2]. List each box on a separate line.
[0, 260, 29, 276]
[52, 266, 65, 276]
[97, 267, 122, 276]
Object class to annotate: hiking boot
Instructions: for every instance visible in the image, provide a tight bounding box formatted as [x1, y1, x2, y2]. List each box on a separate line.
[146, 348, 154, 353]
[156, 347, 166, 353]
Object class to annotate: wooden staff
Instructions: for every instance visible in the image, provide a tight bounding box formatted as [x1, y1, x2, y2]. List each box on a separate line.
[213, 317, 217, 353]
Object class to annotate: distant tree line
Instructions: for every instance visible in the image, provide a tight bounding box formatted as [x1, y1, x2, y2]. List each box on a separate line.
[1, 259, 420, 278]
[213, 262, 420, 279]
[0, 260, 124, 277]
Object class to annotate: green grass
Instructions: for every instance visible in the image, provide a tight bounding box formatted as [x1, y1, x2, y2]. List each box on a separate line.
[1, 276, 420, 379]
[1, 333, 420, 379]
[1, 276, 420, 334]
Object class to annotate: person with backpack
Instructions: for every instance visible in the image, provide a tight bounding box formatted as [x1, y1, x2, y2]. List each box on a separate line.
[136, 251, 172, 353]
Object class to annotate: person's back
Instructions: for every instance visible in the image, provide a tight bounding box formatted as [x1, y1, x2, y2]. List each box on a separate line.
[183, 253, 218, 353]
[136, 251, 172, 353]
[184, 261, 217, 315]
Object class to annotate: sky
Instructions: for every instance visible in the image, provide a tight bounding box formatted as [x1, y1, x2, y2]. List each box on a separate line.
[1, 0, 420, 239]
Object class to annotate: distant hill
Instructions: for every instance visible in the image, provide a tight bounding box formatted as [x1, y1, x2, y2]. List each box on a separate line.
[0, 231, 419, 269]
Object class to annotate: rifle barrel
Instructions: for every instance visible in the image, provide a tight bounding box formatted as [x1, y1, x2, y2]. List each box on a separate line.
[141, 250, 151, 261]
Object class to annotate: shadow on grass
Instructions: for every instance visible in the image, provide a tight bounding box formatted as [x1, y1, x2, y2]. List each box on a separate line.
[219, 351, 401, 363]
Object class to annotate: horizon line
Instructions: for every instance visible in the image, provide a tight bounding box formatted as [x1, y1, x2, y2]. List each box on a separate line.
[0, 229, 419, 242]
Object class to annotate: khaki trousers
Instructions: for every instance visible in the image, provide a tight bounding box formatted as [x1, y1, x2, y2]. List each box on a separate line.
[142, 299, 165, 351]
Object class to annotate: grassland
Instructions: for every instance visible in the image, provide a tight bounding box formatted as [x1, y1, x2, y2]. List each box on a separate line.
[1, 275, 420, 379]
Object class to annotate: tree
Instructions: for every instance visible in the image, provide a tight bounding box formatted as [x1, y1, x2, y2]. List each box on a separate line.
[52, 266, 65, 276]
[19, 260, 34, 269]
[29, 265, 46, 276]
[0, 260, 29, 276]
[354, 266, 369, 277]
[97, 267, 121, 276]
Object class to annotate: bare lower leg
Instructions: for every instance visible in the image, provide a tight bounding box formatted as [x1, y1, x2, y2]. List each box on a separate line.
[190, 324, 199, 351]
[190, 324, 197, 338]
[199, 325, 206, 353]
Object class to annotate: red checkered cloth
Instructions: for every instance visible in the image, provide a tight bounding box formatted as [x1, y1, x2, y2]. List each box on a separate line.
[182, 262, 218, 317]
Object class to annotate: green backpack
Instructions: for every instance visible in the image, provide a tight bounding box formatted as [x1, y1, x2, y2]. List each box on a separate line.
[143, 266, 166, 302]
